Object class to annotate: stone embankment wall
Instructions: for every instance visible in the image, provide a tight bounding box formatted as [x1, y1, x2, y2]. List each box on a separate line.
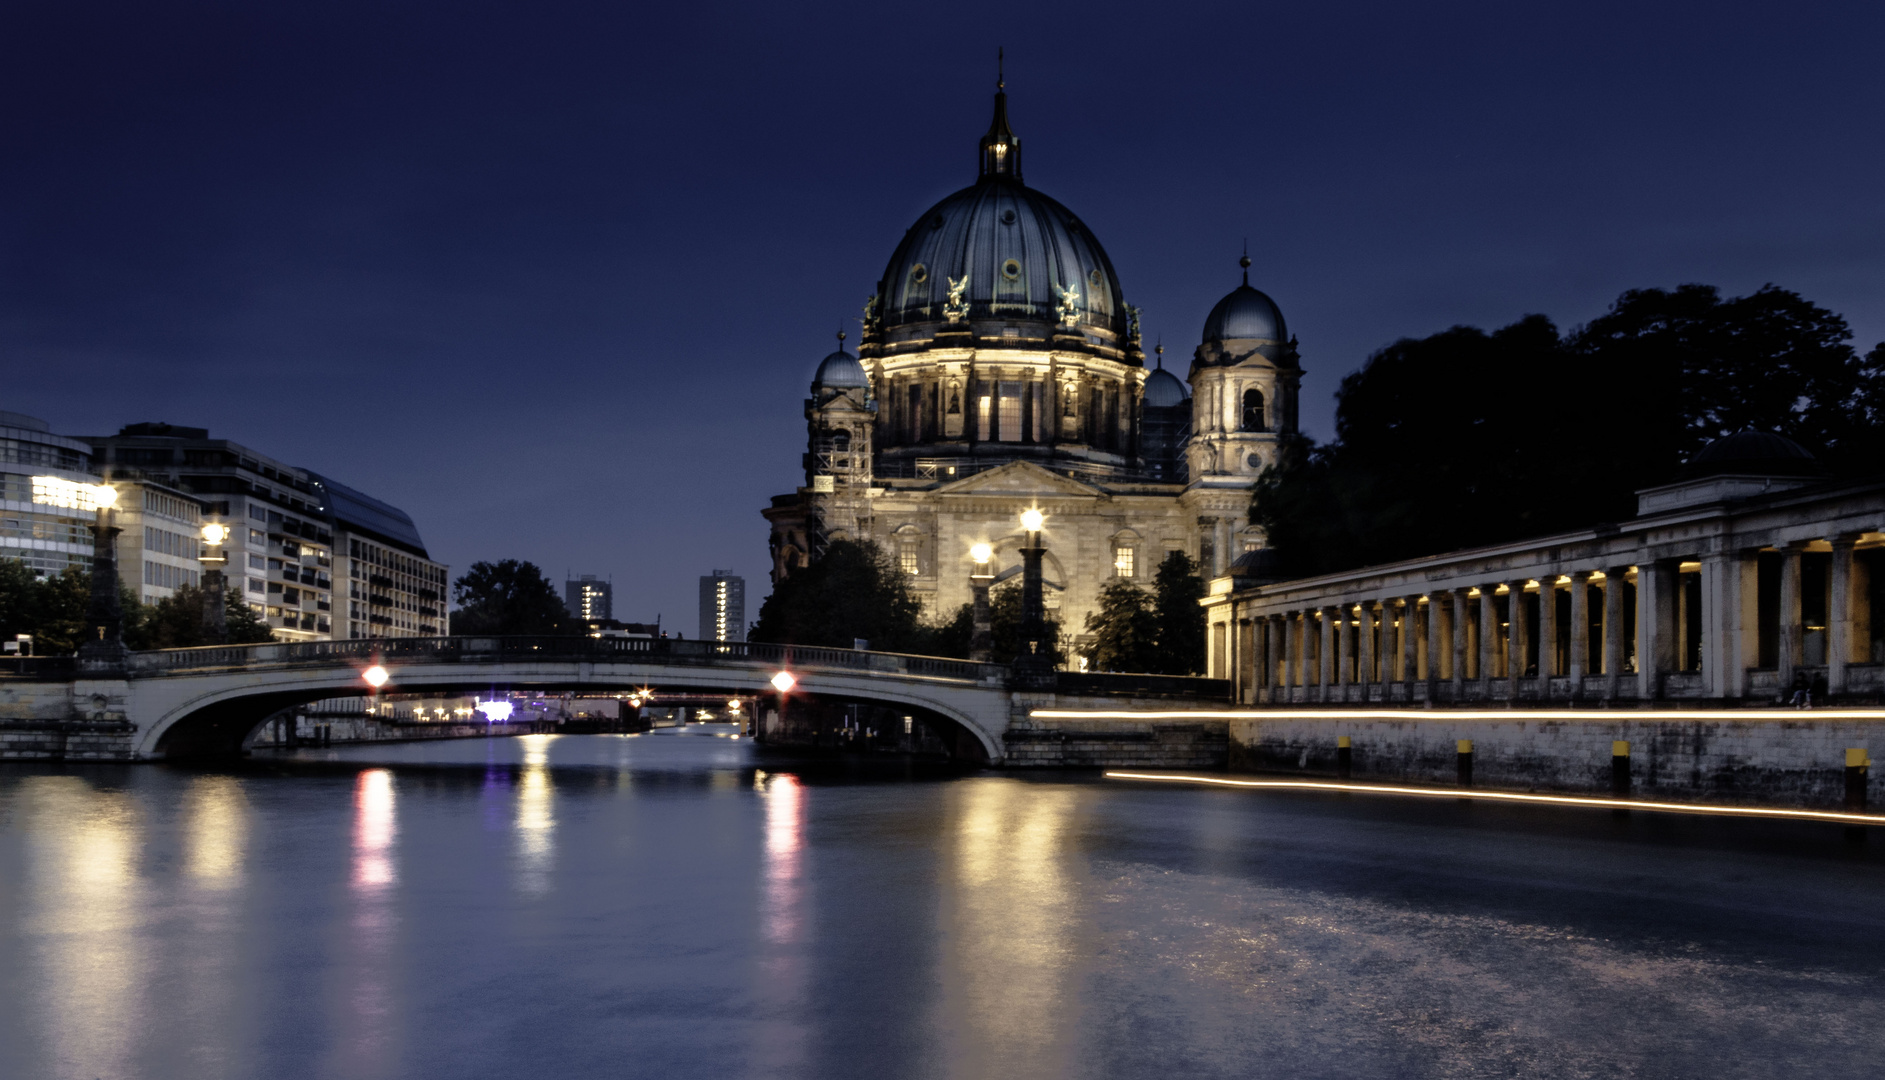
[1004, 694, 1228, 769]
[1229, 713, 1880, 808]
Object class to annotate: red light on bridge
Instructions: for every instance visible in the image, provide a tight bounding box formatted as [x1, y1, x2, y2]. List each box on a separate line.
[770, 671, 795, 693]
[362, 665, 390, 689]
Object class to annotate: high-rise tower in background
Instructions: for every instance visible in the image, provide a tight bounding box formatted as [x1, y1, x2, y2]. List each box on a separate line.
[698, 571, 744, 642]
[565, 574, 612, 622]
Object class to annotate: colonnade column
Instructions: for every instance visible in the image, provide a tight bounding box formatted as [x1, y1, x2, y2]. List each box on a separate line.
[1319, 608, 1335, 694]
[1213, 518, 1232, 578]
[1478, 587, 1497, 692]
[1334, 605, 1352, 700]
[1400, 596, 1419, 691]
[1538, 578, 1559, 688]
[1427, 591, 1448, 700]
[1568, 571, 1591, 693]
[1379, 600, 1398, 688]
[1280, 612, 1296, 696]
[1506, 582, 1528, 700]
[1601, 568, 1626, 700]
[1830, 535, 1858, 695]
[1357, 602, 1376, 700]
[1639, 559, 1676, 701]
[1450, 591, 1469, 697]
[1778, 543, 1804, 691]
[1264, 615, 1280, 703]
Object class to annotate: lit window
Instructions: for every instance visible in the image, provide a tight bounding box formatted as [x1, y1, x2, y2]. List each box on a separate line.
[1115, 546, 1134, 578]
[997, 382, 1023, 442]
[900, 548, 919, 576]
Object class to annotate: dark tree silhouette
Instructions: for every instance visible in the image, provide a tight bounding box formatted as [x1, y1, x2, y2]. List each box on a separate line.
[749, 540, 929, 651]
[451, 560, 577, 635]
[1151, 551, 1206, 675]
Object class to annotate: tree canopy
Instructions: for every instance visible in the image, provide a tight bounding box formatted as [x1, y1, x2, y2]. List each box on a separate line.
[1253, 284, 1885, 578]
[750, 539, 929, 651]
[1080, 551, 1205, 675]
[451, 559, 577, 635]
[0, 562, 275, 653]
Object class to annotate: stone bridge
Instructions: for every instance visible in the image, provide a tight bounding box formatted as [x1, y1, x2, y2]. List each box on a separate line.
[0, 637, 1231, 765]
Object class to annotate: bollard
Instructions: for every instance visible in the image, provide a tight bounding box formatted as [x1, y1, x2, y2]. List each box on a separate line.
[1612, 740, 1632, 796]
[1846, 748, 1870, 811]
[1456, 739, 1473, 788]
[1336, 735, 1352, 780]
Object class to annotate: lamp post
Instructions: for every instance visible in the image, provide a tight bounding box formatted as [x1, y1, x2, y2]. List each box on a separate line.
[77, 483, 127, 670]
[770, 670, 795, 745]
[200, 522, 229, 644]
[969, 543, 995, 662]
[1013, 507, 1054, 688]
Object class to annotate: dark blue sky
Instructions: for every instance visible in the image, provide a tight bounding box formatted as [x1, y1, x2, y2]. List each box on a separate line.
[6, 1, 1882, 627]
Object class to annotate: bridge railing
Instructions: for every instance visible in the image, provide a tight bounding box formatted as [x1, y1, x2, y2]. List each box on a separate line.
[123, 635, 1008, 685]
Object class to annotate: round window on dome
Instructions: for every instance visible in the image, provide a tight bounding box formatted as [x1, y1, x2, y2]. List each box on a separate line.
[1088, 268, 1103, 288]
[1000, 209, 1017, 225]
[1001, 259, 1021, 280]
[910, 263, 927, 284]
[1246, 453, 1264, 470]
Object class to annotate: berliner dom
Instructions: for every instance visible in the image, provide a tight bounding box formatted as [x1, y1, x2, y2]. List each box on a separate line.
[764, 79, 1302, 656]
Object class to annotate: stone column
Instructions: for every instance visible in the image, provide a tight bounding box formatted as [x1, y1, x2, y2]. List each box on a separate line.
[1478, 587, 1497, 691]
[1320, 608, 1335, 693]
[1357, 601, 1376, 699]
[1379, 600, 1398, 686]
[1427, 592, 1447, 699]
[1400, 596, 1419, 690]
[1568, 571, 1591, 694]
[1279, 612, 1296, 695]
[1335, 604, 1352, 697]
[1538, 578, 1559, 684]
[1778, 542, 1804, 691]
[1263, 615, 1279, 702]
[1214, 518, 1233, 577]
[1450, 590, 1469, 697]
[1601, 569, 1626, 699]
[1639, 559, 1677, 702]
[1506, 583, 1528, 700]
[1830, 536, 1857, 696]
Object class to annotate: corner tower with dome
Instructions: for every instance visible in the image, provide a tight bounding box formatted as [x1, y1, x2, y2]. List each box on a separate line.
[763, 82, 1301, 659]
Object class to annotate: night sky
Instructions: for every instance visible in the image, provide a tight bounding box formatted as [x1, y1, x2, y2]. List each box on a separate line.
[5, 2, 1882, 628]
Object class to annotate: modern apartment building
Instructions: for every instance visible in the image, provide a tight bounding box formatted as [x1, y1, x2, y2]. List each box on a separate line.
[1, 411, 98, 580]
[566, 574, 612, 622]
[698, 570, 745, 643]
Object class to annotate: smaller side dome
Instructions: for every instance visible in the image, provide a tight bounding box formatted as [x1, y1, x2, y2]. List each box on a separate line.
[811, 331, 868, 393]
[1682, 431, 1822, 479]
[1143, 367, 1187, 408]
[1202, 254, 1287, 343]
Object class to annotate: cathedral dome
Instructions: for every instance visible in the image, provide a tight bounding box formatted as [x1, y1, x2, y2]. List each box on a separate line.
[874, 90, 1127, 341]
[811, 335, 868, 392]
[1202, 255, 1286, 343]
[1682, 430, 1822, 479]
[1144, 366, 1187, 408]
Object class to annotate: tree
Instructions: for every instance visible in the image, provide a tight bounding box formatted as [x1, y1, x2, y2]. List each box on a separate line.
[132, 585, 275, 648]
[1151, 551, 1206, 675]
[926, 582, 1069, 666]
[1252, 284, 1885, 578]
[1084, 579, 1158, 672]
[451, 560, 577, 635]
[750, 539, 928, 651]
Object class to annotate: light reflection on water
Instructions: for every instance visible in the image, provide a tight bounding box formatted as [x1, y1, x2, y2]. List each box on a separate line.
[4, 736, 1885, 1079]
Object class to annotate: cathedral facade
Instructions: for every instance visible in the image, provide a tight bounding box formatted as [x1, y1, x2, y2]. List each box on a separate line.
[763, 84, 1302, 654]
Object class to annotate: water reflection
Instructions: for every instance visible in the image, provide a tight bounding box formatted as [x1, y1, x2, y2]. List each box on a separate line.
[753, 771, 808, 1072]
[341, 768, 399, 1077]
[185, 775, 248, 887]
[515, 735, 556, 894]
[941, 780, 1082, 1078]
[23, 776, 145, 1080]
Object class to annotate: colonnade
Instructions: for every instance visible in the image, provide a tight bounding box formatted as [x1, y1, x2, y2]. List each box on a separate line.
[1221, 535, 1882, 706]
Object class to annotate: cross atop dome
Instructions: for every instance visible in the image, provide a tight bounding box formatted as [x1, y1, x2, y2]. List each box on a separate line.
[978, 57, 1022, 183]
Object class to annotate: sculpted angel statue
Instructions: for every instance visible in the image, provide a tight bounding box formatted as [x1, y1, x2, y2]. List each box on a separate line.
[1057, 284, 1080, 326]
[1124, 303, 1142, 343]
[943, 277, 969, 323]
[862, 294, 880, 332]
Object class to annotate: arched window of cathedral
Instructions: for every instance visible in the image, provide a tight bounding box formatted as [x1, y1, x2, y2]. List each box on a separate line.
[1241, 388, 1266, 432]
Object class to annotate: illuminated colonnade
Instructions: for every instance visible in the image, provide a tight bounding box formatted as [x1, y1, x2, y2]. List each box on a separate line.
[1206, 457, 1885, 706]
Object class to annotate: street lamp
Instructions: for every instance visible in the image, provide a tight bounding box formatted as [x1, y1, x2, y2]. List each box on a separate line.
[200, 522, 229, 643]
[969, 542, 995, 662]
[362, 664, 390, 688]
[770, 670, 795, 744]
[1013, 506, 1053, 688]
[76, 482, 126, 669]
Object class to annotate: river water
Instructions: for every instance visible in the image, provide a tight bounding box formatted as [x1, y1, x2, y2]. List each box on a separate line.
[3, 732, 1884, 1079]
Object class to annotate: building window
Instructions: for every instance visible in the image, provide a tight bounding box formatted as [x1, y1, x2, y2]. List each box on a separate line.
[900, 547, 919, 576]
[1114, 546, 1135, 578]
[1241, 388, 1266, 432]
[977, 392, 992, 440]
[997, 382, 1022, 442]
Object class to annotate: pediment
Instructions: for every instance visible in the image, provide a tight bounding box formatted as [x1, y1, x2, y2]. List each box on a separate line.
[935, 460, 1105, 499]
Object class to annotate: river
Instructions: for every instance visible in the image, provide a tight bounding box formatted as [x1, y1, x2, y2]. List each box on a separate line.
[3, 732, 1883, 1079]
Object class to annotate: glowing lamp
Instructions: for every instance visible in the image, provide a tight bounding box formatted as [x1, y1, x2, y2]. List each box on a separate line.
[93, 484, 117, 508]
[201, 523, 229, 545]
[475, 700, 514, 722]
[970, 543, 993, 565]
[362, 665, 389, 688]
[726, 699, 742, 711]
[1019, 508, 1044, 533]
[770, 671, 796, 693]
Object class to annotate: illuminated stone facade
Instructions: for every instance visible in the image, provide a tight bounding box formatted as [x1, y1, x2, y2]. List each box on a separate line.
[764, 88, 1302, 654]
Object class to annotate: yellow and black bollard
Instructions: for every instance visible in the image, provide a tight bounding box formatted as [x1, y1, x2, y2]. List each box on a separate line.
[1336, 735, 1352, 781]
[1612, 740, 1632, 818]
[1456, 739, 1473, 788]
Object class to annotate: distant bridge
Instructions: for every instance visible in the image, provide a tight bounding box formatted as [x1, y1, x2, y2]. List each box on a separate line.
[1, 637, 1227, 762]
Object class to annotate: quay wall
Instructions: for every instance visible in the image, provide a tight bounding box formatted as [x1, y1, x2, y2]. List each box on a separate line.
[1228, 712, 1881, 808]
[1005, 694, 1228, 769]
